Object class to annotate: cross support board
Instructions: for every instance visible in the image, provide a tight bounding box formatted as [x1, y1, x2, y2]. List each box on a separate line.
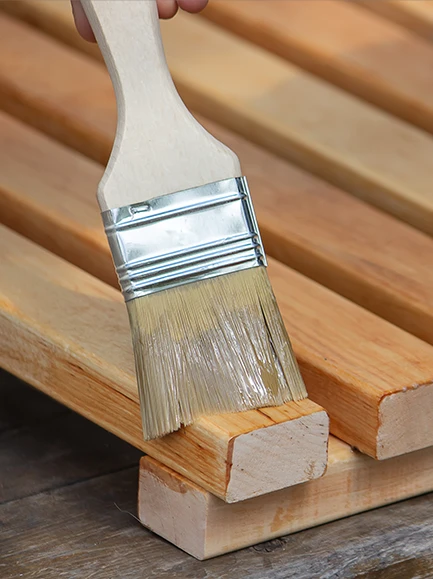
[138, 437, 433, 559]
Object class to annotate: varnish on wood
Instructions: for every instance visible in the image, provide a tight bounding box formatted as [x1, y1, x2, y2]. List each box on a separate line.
[0, 224, 328, 503]
[1, 4, 433, 238]
[2, 49, 433, 350]
[1, 110, 433, 460]
[0, 111, 433, 462]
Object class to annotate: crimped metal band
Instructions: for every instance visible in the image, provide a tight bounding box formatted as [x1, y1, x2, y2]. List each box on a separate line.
[102, 177, 266, 301]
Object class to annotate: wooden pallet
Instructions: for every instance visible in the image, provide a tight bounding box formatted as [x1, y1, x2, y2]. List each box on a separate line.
[1, 0, 433, 559]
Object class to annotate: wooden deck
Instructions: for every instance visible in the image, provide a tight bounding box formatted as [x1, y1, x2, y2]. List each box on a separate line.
[2, 369, 433, 578]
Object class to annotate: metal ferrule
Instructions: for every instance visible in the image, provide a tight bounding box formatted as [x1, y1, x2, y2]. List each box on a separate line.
[102, 177, 267, 301]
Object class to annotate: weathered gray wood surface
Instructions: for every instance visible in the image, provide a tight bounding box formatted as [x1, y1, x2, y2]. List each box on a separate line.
[1, 371, 433, 578]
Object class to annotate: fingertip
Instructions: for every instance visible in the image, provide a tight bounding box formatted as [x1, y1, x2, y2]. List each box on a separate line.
[177, 0, 208, 13]
[157, 0, 179, 19]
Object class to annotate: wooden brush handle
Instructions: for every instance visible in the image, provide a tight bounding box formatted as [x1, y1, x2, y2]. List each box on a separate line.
[80, 0, 241, 211]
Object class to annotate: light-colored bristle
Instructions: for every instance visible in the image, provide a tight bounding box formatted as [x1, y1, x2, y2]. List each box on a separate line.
[127, 266, 307, 440]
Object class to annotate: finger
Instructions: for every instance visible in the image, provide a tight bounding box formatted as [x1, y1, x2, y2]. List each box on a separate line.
[71, 0, 96, 42]
[157, 0, 179, 19]
[177, 0, 208, 13]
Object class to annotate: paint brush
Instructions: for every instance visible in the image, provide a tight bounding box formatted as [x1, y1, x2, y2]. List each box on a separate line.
[81, 0, 307, 440]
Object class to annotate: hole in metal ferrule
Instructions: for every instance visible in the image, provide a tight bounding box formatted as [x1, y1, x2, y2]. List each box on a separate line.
[101, 177, 267, 300]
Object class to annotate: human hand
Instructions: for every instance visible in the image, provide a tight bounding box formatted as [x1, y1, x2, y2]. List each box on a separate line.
[71, 0, 208, 42]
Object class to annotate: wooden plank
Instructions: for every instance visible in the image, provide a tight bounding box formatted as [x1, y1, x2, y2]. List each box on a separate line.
[2, 5, 430, 455]
[1, 207, 433, 461]
[0, 0, 102, 60]
[201, 0, 433, 135]
[2, 384, 433, 574]
[356, 0, 433, 43]
[1, 110, 433, 460]
[0, 12, 114, 165]
[0, 225, 328, 503]
[4, 460, 433, 578]
[138, 439, 433, 559]
[2, 58, 433, 352]
[2, 9, 433, 236]
[3, 113, 433, 442]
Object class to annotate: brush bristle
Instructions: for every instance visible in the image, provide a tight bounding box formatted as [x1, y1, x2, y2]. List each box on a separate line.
[127, 266, 307, 440]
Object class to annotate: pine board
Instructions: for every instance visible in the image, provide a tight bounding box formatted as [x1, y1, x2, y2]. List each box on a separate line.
[1, 7, 433, 236]
[202, 0, 433, 135]
[357, 0, 433, 43]
[0, 224, 328, 503]
[1, 179, 433, 460]
[139, 438, 433, 559]
[3, 373, 433, 574]
[0, 7, 432, 458]
[1, 39, 433, 351]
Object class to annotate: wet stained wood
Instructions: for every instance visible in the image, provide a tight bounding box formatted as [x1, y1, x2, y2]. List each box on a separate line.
[3, 112, 433, 350]
[0, 16, 433, 351]
[0, 2, 433, 571]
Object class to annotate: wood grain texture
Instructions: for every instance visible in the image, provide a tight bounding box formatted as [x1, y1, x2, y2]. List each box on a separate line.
[0, 11, 115, 164]
[356, 0, 433, 43]
[3, 378, 433, 576]
[2, 44, 433, 353]
[0, 10, 432, 458]
[201, 0, 433, 135]
[2, 6, 433, 235]
[2, 205, 433, 461]
[138, 438, 433, 559]
[0, 0, 102, 60]
[159, 14, 433, 237]
[0, 225, 328, 502]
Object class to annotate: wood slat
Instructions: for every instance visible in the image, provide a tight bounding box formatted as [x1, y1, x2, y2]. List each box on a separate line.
[0, 224, 328, 503]
[202, 0, 433, 135]
[1, 138, 433, 461]
[0, 0, 102, 60]
[2, 81, 433, 353]
[1, 21, 433, 350]
[356, 0, 433, 43]
[5, 450, 433, 576]
[2, 2, 433, 456]
[3, 376, 433, 571]
[0, 12, 114, 165]
[2, 8, 433, 236]
[139, 439, 433, 559]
